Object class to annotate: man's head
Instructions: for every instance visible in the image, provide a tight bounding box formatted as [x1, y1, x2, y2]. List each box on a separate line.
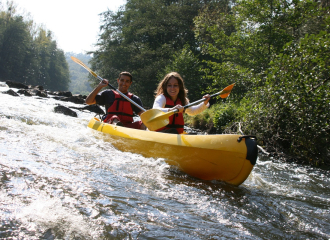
[117, 72, 132, 93]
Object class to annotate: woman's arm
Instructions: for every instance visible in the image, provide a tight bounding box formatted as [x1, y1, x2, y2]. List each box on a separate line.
[152, 95, 169, 112]
[185, 99, 210, 116]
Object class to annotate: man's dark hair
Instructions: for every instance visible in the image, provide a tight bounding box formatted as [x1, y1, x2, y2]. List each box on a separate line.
[119, 72, 132, 82]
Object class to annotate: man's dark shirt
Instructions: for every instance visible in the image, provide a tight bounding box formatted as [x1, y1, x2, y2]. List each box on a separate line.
[95, 89, 143, 115]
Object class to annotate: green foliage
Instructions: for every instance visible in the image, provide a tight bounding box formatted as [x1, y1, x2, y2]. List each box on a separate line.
[202, 62, 254, 102]
[158, 44, 205, 100]
[90, 0, 207, 107]
[194, 0, 324, 95]
[244, 31, 330, 165]
[184, 106, 214, 132]
[212, 102, 239, 133]
[0, 9, 33, 82]
[194, 1, 259, 100]
[192, 0, 330, 166]
[0, 2, 70, 91]
[184, 101, 241, 134]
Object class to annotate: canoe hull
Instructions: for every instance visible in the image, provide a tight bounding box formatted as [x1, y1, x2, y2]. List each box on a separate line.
[88, 118, 258, 186]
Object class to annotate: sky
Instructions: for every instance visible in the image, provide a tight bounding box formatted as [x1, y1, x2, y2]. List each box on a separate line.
[12, 0, 126, 53]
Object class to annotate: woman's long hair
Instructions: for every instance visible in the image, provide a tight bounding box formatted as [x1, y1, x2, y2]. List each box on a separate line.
[154, 72, 188, 105]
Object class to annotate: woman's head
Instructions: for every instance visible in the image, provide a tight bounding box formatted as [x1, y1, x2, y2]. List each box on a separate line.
[155, 72, 188, 105]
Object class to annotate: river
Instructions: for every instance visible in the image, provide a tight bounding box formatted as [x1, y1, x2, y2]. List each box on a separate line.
[0, 82, 329, 239]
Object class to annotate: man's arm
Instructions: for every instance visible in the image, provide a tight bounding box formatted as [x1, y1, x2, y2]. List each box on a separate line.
[85, 79, 109, 105]
[132, 95, 144, 116]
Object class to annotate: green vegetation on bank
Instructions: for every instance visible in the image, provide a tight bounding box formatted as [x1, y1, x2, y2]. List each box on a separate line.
[0, 1, 69, 91]
[90, 0, 329, 166]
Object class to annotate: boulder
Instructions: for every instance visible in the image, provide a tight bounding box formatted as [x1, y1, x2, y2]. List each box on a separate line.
[73, 94, 87, 99]
[54, 91, 72, 97]
[3, 89, 19, 96]
[5, 80, 28, 89]
[32, 85, 44, 91]
[82, 105, 105, 114]
[17, 89, 33, 96]
[17, 89, 48, 97]
[59, 96, 85, 104]
[33, 89, 48, 98]
[54, 105, 77, 117]
[70, 104, 105, 115]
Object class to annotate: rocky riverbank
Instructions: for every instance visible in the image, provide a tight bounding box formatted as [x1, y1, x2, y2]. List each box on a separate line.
[1, 80, 105, 118]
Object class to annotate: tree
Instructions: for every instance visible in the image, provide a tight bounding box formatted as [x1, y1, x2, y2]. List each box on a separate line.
[159, 44, 205, 101]
[90, 0, 209, 107]
[193, 0, 330, 165]
[194, 0, 256, 100]
[47, 42, 70, 91]
[243, 31, 330, 165]
[194, 0, 325, 99]
[0, 6, 32, 82]
[0, 1, 70, 91]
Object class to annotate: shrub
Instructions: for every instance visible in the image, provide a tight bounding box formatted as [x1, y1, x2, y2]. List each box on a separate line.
[242, 32, 330, 166]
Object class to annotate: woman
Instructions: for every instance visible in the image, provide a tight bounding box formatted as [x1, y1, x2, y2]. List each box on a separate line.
[152, 72, 210, 134]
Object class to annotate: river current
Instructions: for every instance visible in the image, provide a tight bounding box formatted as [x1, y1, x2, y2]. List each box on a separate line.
[0, 82, 329, 239]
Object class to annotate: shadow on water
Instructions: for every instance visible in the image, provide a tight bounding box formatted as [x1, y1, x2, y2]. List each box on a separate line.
[165, 166, 242, 191]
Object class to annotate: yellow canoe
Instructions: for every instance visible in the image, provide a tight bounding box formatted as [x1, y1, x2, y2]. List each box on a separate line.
[88, 117, 258, 186]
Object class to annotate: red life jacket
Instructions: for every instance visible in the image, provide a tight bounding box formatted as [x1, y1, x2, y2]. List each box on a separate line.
[105, 91, 134, 124]
[156, 95, 184, 134]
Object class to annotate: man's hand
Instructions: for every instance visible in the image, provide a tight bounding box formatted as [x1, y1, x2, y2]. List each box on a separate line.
[98, 79, 109, 88]
[85, 79, 109, 105]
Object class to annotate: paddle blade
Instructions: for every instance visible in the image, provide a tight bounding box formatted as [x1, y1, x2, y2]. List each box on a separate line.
[219, 83, 235, 98]
[71, 56, 98, 78]
[141, 109, 176, 131]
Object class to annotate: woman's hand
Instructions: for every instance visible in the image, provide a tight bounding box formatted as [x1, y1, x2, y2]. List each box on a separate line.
[170, 104, 184, 113]
[203, 94, 211, 105]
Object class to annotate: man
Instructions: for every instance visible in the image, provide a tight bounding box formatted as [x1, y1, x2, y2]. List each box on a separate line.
[85, 72, 145, 130]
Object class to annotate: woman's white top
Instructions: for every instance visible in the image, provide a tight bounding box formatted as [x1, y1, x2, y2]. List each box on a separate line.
[152, 95, 209, 116]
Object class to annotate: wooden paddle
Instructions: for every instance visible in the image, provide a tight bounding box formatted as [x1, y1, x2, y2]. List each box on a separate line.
[71, 56, 146, 112]
[141, 83, 235, 131]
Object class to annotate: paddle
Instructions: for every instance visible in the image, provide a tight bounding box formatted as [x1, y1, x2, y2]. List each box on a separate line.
[140, 83, 235, 131]
[71, 56, 146, 112]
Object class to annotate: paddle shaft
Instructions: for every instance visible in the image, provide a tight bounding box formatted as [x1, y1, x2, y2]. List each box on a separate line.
[184, 91, 225, 109]
[170, 90, 228, 114]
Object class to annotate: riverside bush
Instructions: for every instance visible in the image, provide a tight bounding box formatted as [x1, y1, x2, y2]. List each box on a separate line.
[242, 32, 330, 166]
[184, 102, 240, 134]
[184, 105, 214, 133]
